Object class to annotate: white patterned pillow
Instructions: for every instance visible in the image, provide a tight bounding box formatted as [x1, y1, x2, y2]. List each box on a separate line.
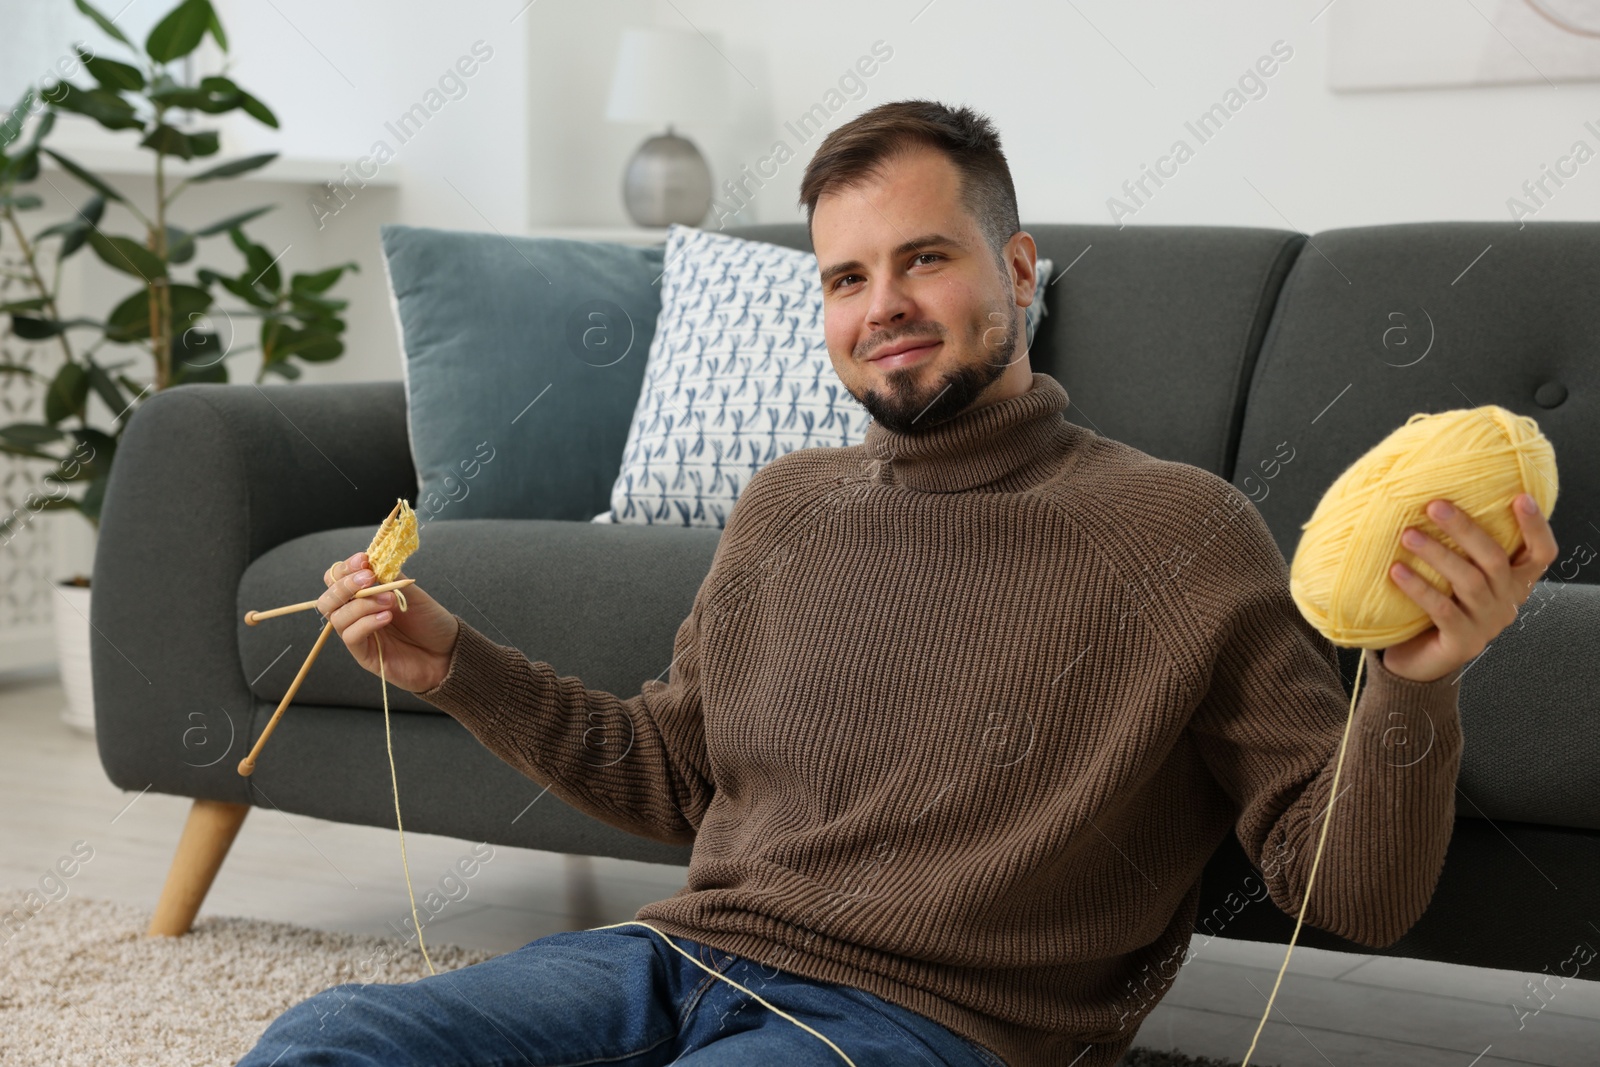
[604, 224, 1052, 527]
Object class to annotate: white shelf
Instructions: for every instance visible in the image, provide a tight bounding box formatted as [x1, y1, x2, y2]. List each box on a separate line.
[38, 142, 402, 187]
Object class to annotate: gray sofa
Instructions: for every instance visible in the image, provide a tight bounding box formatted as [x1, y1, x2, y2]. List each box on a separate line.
[93, 221, 1599, 975]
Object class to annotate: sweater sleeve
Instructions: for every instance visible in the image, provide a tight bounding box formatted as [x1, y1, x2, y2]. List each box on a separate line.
[409, 456, 787, 847]
[1184, 506, 1465, 950]
[414, 588, 715, 847]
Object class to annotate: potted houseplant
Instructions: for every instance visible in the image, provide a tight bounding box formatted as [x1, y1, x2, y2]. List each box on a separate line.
[0, 0, 358, 733]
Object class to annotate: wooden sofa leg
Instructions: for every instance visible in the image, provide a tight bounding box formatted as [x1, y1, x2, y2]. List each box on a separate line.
[147, 798, 251, 937]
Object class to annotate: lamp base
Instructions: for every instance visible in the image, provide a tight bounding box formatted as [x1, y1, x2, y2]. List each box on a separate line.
[622, 129, 711, 228]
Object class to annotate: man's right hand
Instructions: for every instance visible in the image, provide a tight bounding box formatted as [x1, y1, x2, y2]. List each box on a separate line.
[318, 552, 461, 693]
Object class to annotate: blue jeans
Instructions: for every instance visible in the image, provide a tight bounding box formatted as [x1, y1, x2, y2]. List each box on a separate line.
[237, 922, 1009, 1066]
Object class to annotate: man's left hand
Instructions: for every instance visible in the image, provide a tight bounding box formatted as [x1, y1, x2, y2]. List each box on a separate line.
[1381, 493, 1559, 683]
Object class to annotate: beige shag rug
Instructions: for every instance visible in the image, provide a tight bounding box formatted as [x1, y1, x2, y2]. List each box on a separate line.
[0, 891, 498, 1067]
[0, 891, 1266, 1067]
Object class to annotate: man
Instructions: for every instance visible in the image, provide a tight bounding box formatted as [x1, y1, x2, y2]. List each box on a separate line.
[240, 100, 1557, 1067]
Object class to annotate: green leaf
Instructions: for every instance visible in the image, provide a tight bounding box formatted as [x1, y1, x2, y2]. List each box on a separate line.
[206, 5, 228, 51]
[0, 194, 43, 211]
[276, 326, 344, 362]
[289, 292, 347, 316]
[236, 90, 277, 129]
[165, 224, 195, 264]
[0, 361, 42, 379]
[0, 423, 67, 446]
[42, 148, 129, 204]
[141, 123, 201, 160]
[88, 230, 165, 280]
[34, 194, 106, 260]
[146, 0, 213, 63]
[11, 316, 101, 339]
[42, 82, 142, 131]
[147, 85, 222, 110]
[103, 283, 210, 341]
[78, 471, 109, 522]
[34, 215, 82, 241]
[71, 427, 118, 467]
[228, 227, 278, 291]
[0, 443, 60, 464]
[45, 363, 90, 424]
[290, 262, 357, 293]
[25, 107, 56, 149]
[1, 106, 55, 181]
[209, 272, 272, 309]
[0, 88, 36, 151]
[10, 317, 56, 339]
[48, 429, 114, 489]
[0, 298, 48, 315]
[73, 0, 134, 48]
[151, 76, 250, 116]
[171, 358, 227, 385]
[172, 327, 227, 375]
[187, 152, 277, 183]
[187, 129, 219, 157]
[11, 150, 40, 183]
[105, 289, 151, 342]
[262, 358, 301, 380]
[77, 46, 145, 92]
[45, 464, 92, 485]
[192, 204, 272, 236]
[169, 283, 213, 321]
[83, 358, 127, 418]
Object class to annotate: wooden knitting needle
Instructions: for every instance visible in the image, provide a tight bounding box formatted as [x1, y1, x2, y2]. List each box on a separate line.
[244, 578, 416, 625]
[238, 619, 337, 776]
[238, 501, 408, 775]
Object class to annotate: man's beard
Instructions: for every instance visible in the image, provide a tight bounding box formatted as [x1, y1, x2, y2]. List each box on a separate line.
[856, 309, 1021, 435]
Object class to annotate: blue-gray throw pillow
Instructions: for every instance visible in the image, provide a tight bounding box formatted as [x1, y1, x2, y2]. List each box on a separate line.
[380, 224, 665, 525]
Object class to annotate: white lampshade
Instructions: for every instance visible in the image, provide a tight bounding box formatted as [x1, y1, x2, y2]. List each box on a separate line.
[604, 26, 734, 127]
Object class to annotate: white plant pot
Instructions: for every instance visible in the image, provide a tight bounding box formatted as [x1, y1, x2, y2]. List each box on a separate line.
[54, 581, 95, 735]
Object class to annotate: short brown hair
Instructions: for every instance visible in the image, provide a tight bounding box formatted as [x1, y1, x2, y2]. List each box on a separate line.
[798, 99, 1021, 267]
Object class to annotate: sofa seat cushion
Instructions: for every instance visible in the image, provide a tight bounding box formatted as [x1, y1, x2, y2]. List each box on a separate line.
[238, 518, 720, 714]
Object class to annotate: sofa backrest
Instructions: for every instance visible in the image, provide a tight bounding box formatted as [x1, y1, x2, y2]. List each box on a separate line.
[731, 220, 1596, 585]
[1233, 221, 1597, 577]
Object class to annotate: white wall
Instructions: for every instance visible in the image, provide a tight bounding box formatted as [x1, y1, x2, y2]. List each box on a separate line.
[526, 0, 1600, 231]
[21, 0, 1600, 391]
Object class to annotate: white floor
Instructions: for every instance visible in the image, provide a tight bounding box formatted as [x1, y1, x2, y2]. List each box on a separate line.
[4, 672, 1595, 1067]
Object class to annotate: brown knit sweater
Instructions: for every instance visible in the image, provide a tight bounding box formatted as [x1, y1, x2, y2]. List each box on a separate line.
[417, 371, 1462, 1067]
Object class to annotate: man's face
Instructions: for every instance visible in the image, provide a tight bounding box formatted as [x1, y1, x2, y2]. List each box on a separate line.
[813, 145, 1038, 435]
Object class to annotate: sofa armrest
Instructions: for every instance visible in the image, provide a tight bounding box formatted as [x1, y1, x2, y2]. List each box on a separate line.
[1455, 578, 1600, 832]
[90, 381, 416, 802]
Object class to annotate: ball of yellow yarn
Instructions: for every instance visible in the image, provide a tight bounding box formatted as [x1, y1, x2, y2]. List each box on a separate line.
[1288, 405, 1558, 649]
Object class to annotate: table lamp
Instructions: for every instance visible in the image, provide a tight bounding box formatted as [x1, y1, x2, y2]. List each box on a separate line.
[604, 26, 733, 227]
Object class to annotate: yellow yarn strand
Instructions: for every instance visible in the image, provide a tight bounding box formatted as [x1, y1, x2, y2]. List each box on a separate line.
[362, 499, 434, 974]
[586, 919, 857, 1066]
[377, 616, 435, 977]
[1239, 648, 1365, 1067]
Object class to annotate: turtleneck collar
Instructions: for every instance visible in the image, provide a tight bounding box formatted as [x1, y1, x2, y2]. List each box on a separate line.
[859, 372, 1077, 493]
